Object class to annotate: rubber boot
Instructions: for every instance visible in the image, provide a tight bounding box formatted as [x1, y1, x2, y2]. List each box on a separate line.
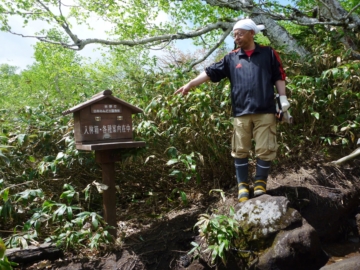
[254, 158, 271, 197]
[235, 158, 249, 202]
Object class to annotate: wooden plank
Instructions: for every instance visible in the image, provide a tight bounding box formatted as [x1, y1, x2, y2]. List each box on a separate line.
[76, 141, 145, 151]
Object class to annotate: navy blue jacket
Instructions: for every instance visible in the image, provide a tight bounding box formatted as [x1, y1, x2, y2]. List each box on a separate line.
[205, 43, 286, 117]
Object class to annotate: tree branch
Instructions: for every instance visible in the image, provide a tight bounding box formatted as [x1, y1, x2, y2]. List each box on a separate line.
[345, 3, 360, 20]
[7, 30, 77, 49]
[185, 27, 232, 72]
[6, 21, 234, 51]
[318, 0, 342, 21]
[36, 0, 82, 48]
[331, 148, 360, 165]
[0, 11, 44, 15]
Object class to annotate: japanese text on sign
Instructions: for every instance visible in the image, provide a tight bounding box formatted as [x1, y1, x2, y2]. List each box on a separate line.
[91, 104, 122, 113]
[83, 124, 131, 135]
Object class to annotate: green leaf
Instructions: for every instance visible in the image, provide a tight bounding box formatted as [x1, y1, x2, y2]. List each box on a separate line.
[42, 200, 55, 209]
[56, 152, 65, 160]
[76, 211, 91, 218]
[43, 156, 55, 162]
[211, 246, 218, 262]
[331, 68, 338, 77]
[0, 188, 9, 202]
[229, 206, 235, 216]
[0, 238, 6, 258]
[63, 184, 75, 191]
[179, 191, 188, 205]
[27, 155, 36, 162]
[188, 242, 199, 255]
[0, 152, 10, 166]
[311, 112, 320, 120]
[20, 237, 28, 249]
[223, 239, 230, 249]
[144, 155, 155, 164]
[209, 189, 226, 202]
[17, 134, 27, 146]
[50, 163, 57, 173]
[219, 241, 225, 257]
[34, 220, 41, 231]
[91, 214, 99, 230]
[166, 159, 179, 166]
[83, 184, 91, 202]
[67, 206, 73, 220]
[0, 260, 13, 270]
[169, 169, 181, 176]
[53, 204, 67, 221]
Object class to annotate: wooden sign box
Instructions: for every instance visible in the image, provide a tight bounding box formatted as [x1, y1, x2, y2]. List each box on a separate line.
[62, 89, 145, 151]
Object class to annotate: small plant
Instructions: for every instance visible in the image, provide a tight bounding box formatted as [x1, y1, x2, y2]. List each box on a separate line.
[34, 184, 112, 250]
[166, 149, 202, 184]
[46, 210, 113, 250]
[3, 183, 113, 251]
[193, 206, 239, 265]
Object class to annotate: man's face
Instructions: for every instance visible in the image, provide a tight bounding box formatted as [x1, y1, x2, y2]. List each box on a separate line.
[233, 29, 254, 49]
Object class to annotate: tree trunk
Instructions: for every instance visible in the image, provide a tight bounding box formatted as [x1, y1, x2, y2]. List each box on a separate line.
[253, 15, 309, 58]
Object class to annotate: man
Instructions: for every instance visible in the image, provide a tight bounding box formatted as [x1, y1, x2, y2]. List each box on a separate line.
[175, 18, 290, 202]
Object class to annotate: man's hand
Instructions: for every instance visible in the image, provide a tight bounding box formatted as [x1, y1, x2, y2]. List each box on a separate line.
[279, 95, 290, 112]
[175, 84, 191, 95]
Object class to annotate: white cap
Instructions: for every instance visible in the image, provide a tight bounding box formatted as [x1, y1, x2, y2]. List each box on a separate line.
[233, 18, 265, 34]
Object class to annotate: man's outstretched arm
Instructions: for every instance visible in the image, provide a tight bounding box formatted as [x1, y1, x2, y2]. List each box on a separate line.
[175, 71, 210, 95]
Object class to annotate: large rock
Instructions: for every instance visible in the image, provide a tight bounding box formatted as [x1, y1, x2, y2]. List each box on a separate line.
[319, 255, 360, 270]
[257, 222, 327, 270]
[234, 195, 302, 240]
[267, 164, 360, 242]
[233, 195, 327, 269]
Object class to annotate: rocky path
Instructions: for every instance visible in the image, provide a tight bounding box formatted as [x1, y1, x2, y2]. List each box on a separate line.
[10, 161, 360, 269]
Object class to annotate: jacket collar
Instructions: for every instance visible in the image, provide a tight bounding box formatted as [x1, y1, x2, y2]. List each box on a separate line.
[237, 42, 260, 56]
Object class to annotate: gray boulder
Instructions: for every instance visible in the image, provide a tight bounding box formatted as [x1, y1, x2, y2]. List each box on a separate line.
[233, 195, 327, 269]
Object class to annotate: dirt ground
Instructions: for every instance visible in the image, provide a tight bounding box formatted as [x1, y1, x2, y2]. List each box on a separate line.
[16, 158, 360, 270]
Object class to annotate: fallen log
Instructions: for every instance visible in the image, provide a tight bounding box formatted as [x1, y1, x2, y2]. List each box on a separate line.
[5, 243, 63, 264]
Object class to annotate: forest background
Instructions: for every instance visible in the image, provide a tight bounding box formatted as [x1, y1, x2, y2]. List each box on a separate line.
[0, 0, 360, 266]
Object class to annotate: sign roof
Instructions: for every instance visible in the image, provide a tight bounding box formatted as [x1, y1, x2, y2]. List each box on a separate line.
[62, 89, 143, 115]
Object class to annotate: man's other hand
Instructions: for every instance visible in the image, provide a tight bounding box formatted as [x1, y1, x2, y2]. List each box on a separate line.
[279, 95, 290, 112]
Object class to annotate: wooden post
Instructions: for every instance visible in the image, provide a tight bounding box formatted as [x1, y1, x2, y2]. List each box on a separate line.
[95, 150, 119, 238]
